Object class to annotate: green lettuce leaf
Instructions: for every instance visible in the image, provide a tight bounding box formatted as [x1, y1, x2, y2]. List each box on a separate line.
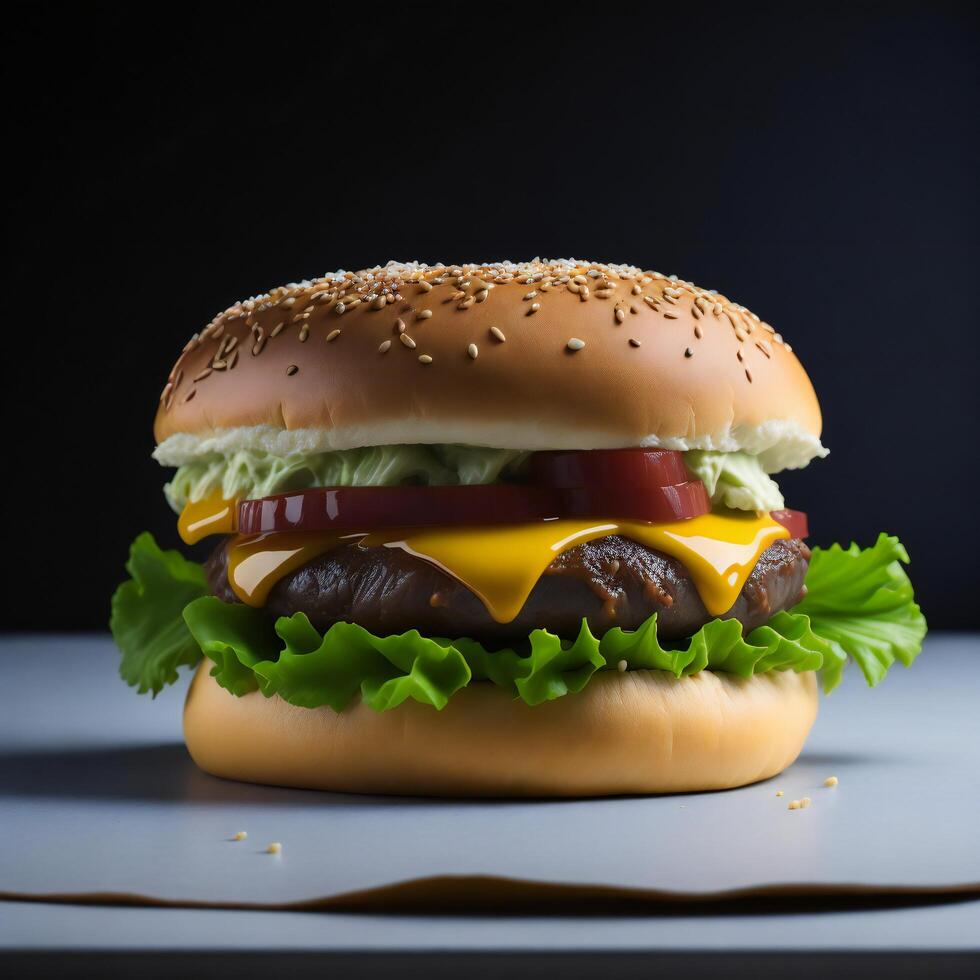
[181, 597, 836, 712]
[109, 533, 207, 695]
[793, 533, 926, 688]
[112, 531, 926, 710]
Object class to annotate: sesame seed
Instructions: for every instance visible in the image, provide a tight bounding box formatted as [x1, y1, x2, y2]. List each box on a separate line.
[629, 338, 641, 347]
[490, 326, 506, 342]
[566, 337, 586, 351]
[467, 343, 479, 359]
[418, 354, 433, 364]
[191, 262, 783, 363]
[270, 321, 285, 337]
[378, 340, 391, 353]
[737, 350, 744, 362]
[788, 800, 801, 810]
[745, 368, 753, 382]
[233, 831, 247, 841]
[286, 364, 298, 376]
[775, 791, 784, 797]
[684, 347, 694, 358]
[616, 659, 628, 672]
[823, 776, 839, 787]
[694, 325, 703, 339]
[394, 318, 406, 333]
[266, 842, 282, 854]
[417, 309, 433, 319]
[182, 388, 196, 403]
[326, 328, 341, 343]
[800, 797, 812, 808]
[523, 290, 538, 300]
[663, 310, 679, 319]
[458, 296, 475, 309]
[399, 334, 417, 349]
[193, 368, 212, 382]
[615, 308, 626, 324]
[527, 302, 540, 315]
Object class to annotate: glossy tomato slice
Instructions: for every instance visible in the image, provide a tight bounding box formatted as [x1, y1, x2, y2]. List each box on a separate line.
[771, 509, 809, 539]
[237, 479, 712, 535]
[531, 449, 692, 489]
[561, 480, 711, 525]
[238, 485, 564, 535]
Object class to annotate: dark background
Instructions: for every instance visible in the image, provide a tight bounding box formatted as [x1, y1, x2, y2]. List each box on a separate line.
[4, 2, 978, 630]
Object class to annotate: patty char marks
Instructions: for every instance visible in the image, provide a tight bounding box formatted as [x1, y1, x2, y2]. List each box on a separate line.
[205, 535, 810, 644]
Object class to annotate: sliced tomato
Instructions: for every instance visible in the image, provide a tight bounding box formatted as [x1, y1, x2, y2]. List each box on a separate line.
[561, 480, 711, 525]
[771, 509, 809, 539]
[238, 485, 564, 535]
[237, 479, 712, 535]
[532, 448, 692, 489]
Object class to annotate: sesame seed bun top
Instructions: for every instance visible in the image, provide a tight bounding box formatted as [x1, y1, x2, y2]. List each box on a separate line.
[153, 259, 825, 471]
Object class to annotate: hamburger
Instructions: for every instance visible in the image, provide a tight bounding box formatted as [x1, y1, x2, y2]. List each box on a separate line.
[111, 259, 926, 797]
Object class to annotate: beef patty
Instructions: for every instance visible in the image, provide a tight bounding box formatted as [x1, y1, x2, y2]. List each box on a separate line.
[205, 535, 810, 644]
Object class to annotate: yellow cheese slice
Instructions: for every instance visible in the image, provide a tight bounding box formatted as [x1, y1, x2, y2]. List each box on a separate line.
[210, 510, 788, 620]
[364, 512, 788, 621]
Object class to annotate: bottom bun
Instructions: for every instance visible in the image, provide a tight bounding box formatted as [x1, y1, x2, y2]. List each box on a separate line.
[183, 663, 818, 797]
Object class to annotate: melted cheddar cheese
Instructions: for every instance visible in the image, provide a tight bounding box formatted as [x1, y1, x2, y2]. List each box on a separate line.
[179, 495, 790, 620]
[361, 512, 788, 620]
[178, 494, 236, 544]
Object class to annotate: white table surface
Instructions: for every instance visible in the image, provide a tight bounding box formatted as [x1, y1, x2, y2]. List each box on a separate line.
[1, 633, 978, 971]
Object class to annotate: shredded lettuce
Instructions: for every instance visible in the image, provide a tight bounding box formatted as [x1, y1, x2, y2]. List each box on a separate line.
[164, 445, 530, 512]
[110, 530, 925, 709]
[164, 445, 781, 514]
[684, 450, 785, 511]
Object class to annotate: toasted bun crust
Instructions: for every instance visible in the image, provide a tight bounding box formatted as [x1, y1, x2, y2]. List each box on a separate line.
[183, 664, 818, 797]
[155, 260, 823, 467]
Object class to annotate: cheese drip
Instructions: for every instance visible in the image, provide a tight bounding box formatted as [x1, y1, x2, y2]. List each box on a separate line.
[178, 494, 236, 544]
[362, 513, 788, 620]
[226, 531, 356, 606]
[208, 509, 788, 620]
